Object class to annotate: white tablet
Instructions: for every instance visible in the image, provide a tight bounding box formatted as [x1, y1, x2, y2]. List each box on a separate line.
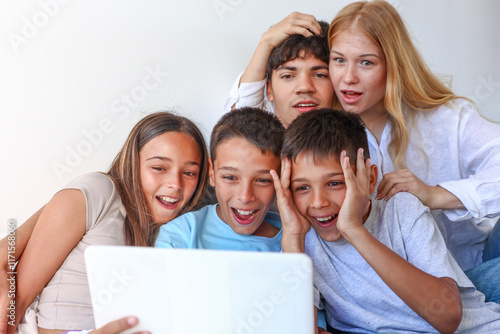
[84, 246, 314, 334]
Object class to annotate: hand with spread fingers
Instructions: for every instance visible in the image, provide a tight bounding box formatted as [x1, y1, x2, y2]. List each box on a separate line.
[336, 149, 373, 241]
[239, 11, 321, 86]
[271, 157, 311, 253]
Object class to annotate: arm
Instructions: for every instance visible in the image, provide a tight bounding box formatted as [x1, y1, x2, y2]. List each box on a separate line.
[271, 157, 311, 253]
[339, 150, 462, 334]
[1, 207, 44, 334]
[377, 101, 500, 218]
[7, 190, 87, 333]
[225, 12, 321, 112]
[240, 12, 321, 85]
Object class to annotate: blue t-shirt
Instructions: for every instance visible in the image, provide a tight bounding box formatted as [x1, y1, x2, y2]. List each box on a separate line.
[155, 204, 328, 329]
[155, 204, 282, 252]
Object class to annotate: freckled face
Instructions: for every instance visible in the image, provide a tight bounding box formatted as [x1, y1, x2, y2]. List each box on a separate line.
[140, 132, 202, 223]
[329, 27, 387, 122]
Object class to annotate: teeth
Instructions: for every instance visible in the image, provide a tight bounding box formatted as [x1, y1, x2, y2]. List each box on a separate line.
[236, 209, 256, 216]
[296, 104, 316, 107]
[158, 196, 179, 203]
[345, 92, 357, 95]
[316, 215, 334, 222]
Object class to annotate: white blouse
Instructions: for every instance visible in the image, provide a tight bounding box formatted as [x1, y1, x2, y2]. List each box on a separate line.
[367, 99, 500, 271]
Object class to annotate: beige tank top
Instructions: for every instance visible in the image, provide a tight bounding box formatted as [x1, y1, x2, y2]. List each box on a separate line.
[37, 172, 126, 330]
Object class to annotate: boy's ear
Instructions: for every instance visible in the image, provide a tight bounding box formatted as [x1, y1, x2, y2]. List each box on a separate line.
[208, 157, 215, 187]
[266, 78, 274, 102]
[368, 163, 378, 195]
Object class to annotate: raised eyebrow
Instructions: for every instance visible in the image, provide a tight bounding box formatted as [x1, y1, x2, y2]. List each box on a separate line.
[312, 65, 329, 71]
[359, 53, 381, 58]
[330, 50, 344, 56]
[145, 156, 200, 167]
[146, 156, 172, 162]
[185, 161, 201, 167]
[291, 177, 308, 185]
[276, 65, 297, 72]
[330, 50, 380, 59]
[218, 166, 238, 172]
[291, 172, 343, 184]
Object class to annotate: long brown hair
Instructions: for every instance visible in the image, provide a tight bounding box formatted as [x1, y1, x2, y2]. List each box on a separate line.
[108, 111, 209, 246]
[329, 0, 463, 170]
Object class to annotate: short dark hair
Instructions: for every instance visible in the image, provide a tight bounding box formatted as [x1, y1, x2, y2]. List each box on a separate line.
[266, 20, 330, 79]
[282, 108, 369, 165]
[210, 107, 285, 162]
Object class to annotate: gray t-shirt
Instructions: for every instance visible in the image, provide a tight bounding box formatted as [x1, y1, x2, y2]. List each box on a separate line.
[306, 192, 500, 333]
[37, 172, 126, 330]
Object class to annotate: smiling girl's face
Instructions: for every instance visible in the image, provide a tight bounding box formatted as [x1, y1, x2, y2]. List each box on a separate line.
[139, 131, 202, 223]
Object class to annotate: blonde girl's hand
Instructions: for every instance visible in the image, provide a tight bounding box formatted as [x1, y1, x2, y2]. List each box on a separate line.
[376, 169, 463, 210]
[376, 169, 431, 202]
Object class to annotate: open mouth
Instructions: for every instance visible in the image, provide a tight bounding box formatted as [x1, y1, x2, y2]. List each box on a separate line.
[232, 208, 258, 225]
[294, 101, 318, 113]
[314, 214, 338, 228]
[156, 195, 180, 208]
[341, 90, 362, 103]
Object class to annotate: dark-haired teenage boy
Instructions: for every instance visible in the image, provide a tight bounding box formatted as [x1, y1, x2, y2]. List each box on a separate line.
[155, 107, 330, 333]
[225, 12, 334, 128]
[155, 107, 283, 250]
[272, 108, 500, 334]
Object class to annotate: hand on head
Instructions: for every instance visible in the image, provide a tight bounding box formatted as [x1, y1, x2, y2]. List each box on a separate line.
[262, 11, 321, 51]
[271, 157, 312, 238]
[336, 149, 373, 241]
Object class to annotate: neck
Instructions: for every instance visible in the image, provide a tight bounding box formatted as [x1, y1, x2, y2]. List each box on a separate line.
[360, 111, 388, 144]
[253, 220, 280, 238]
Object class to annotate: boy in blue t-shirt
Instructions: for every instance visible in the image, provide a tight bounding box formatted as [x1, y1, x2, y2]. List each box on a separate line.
[155, 107, 284, 251]
[273, 108, 500, 333]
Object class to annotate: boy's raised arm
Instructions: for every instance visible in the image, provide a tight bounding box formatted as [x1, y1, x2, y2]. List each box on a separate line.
[239, 12, 321, 86]
[337, 149, 463, 334]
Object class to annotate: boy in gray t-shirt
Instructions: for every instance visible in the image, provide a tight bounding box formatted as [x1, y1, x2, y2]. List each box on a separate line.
[271, 108, 500, 333]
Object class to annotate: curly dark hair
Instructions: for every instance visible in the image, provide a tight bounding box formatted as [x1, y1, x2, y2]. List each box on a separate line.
[266, 20, 330, 78]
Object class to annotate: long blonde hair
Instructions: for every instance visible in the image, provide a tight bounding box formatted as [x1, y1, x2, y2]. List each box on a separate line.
[108, 111, 209, 246]
[329, 0, 461, 169]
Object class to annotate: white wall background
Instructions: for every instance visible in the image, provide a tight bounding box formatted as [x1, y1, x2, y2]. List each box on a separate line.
[1, 0, 499, 238]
